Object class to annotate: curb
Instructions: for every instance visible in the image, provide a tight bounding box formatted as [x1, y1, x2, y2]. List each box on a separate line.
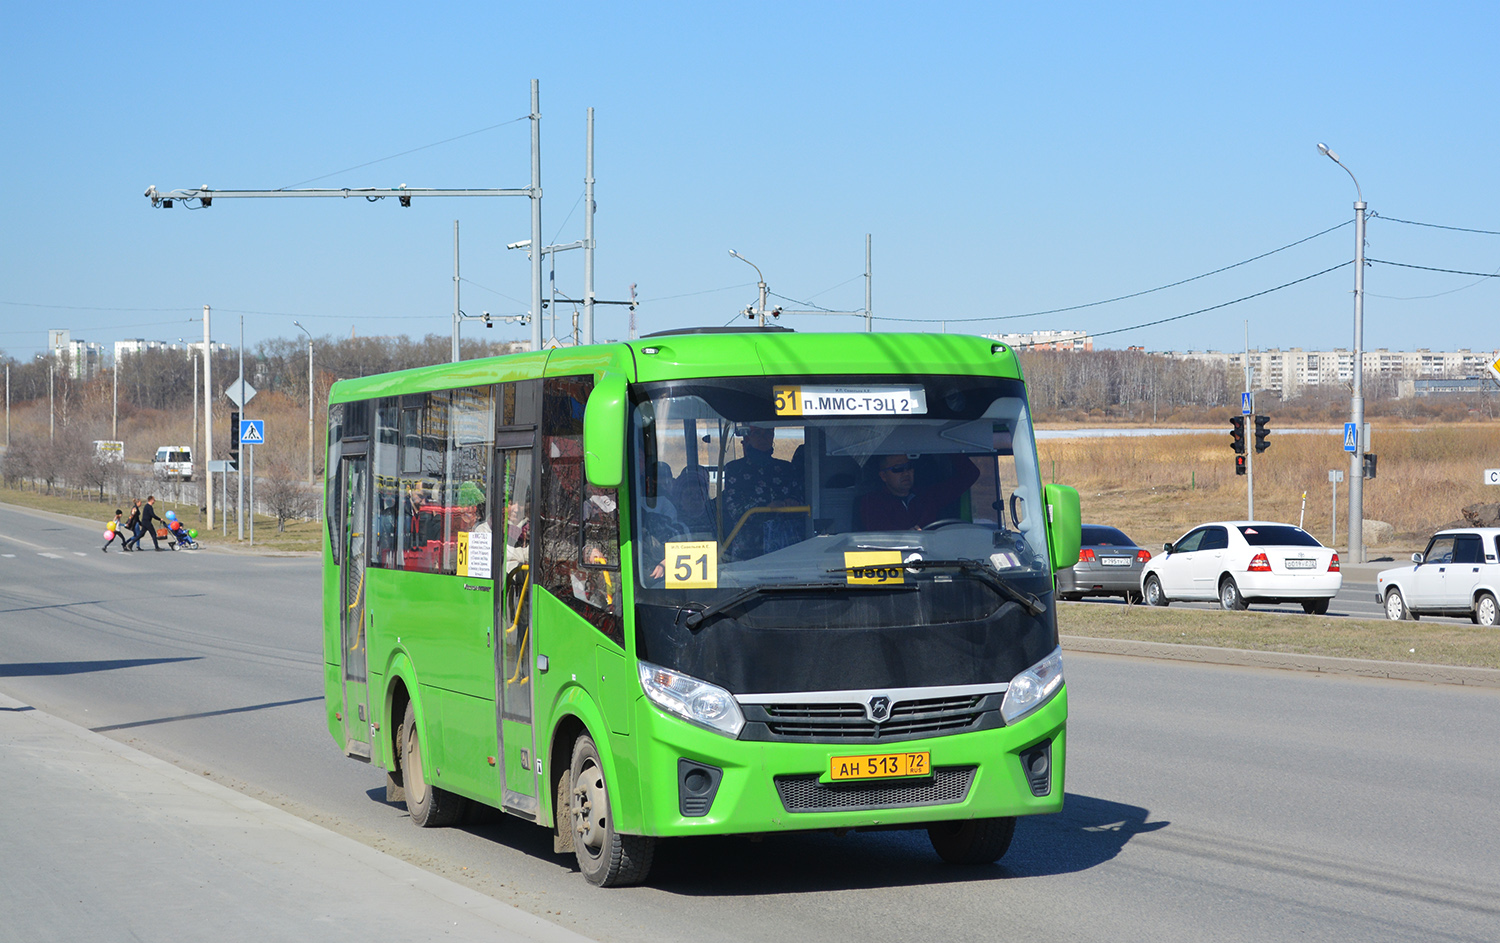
[1062, 635, 1500, 688]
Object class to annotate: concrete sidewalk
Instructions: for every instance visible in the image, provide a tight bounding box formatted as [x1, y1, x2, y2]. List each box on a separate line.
[0, 691, 591, 943]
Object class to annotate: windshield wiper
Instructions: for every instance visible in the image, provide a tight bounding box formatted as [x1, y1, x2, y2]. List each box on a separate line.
[869, 558, 1047, 617]
[682, 581, 914, 631]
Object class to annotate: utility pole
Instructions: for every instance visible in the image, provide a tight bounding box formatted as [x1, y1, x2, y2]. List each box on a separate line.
[112, 357, 118, 439]
[865, 234, 873, 333]
[294, 320, 314, 482]
[1318, 142, 1367, 563]
[203, 305, 213, 530]
[49, 364, 55, 442]
[583, 107, 595, 344]
[238, 315, 244, 541]
[1245, 323, 1254, 521]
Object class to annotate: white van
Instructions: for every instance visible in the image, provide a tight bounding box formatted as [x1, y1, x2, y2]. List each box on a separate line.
[153, 445, 194, 481]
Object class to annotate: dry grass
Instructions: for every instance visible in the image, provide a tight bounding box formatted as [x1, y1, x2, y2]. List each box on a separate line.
[1059, 601, 1500, 669]
[1038, 423, 1500, 554]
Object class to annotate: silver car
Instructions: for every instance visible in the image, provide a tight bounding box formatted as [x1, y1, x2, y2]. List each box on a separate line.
[1057, 524, 1150, 603]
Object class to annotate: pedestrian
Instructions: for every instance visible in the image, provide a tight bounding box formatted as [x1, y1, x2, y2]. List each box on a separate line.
[137, 495, 165, 551]
[102, 509, 124, 552]
[121, 500, 142, 551]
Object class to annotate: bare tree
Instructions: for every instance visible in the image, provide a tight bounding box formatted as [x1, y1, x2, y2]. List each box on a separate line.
[260, 459, 315, 532]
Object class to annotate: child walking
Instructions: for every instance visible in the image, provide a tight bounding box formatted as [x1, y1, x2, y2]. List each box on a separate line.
[102, 509, 124, 552]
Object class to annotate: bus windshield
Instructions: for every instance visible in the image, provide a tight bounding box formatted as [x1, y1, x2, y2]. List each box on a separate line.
[629, 374, 1053, 671]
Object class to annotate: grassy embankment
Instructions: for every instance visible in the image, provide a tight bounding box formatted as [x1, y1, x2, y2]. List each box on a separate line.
[1035, 423, 1500, 556]
[1057, 601, 1499, 670]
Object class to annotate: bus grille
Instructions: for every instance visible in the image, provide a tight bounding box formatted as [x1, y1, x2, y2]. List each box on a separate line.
[773, 766, 975, 813]
[756, 694, 990, 741]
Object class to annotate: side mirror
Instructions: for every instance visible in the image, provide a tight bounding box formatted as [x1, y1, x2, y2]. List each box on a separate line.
[1162, 542, 1174, 555]
[1411, 551, 1424, 565]
[1043, 483, 1081, 572]
[583, 373, 628, 489]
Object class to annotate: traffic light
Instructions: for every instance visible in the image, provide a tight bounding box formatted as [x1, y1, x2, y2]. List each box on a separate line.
[1235, 454, 1247, 476]
[229, 410, 241, 470]
[1363, 453, 1377, 479]
[1230, 416, 1246, 454]
[1254, 415, 1270, 453]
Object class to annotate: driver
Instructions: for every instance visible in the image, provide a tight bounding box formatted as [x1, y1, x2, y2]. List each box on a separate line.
[859, 453, 980, 530]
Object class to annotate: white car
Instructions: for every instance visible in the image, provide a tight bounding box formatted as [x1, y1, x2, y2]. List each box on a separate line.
[1141, 521, 1341, 614]
[1375, 528, 1500, 626]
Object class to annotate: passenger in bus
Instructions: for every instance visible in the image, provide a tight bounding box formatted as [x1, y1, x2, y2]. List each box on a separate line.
[721, 424, 804, 558]
[858, 453, 980, 530]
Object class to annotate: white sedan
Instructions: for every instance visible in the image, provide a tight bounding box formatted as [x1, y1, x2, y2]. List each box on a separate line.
[1141, 521, 1341, 614]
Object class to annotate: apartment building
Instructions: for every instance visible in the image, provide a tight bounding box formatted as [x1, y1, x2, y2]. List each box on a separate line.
[1160, 347, 1498, 397]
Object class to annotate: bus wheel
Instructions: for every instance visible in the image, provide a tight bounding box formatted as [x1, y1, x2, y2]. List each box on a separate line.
[401, 701, 466, 828]
[569, 733, 654, 887]
[928, 816, 1016, 865]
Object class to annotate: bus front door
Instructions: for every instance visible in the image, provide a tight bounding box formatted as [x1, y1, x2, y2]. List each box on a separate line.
[495, 444, 539, 816]
[340, 453, 372, 759]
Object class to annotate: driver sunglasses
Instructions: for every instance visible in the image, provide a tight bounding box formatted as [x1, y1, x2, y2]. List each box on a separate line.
[881, 461, 916, 475]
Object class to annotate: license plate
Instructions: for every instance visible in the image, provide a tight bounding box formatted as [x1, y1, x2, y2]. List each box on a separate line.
[1100, 557, 1131, 567]
[829, 751, 931, 781]
[1285, 558, 1316, 569]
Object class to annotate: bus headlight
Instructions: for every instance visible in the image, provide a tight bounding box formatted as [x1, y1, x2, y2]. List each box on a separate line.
[1001, 647, 1064, 725]
[638, 661, 745, 738]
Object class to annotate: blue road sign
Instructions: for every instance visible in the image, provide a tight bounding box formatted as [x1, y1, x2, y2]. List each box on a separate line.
[239, 419, 265, 445]
[1343, 422, 1358, 452]
[1241, 392, 1252, 416]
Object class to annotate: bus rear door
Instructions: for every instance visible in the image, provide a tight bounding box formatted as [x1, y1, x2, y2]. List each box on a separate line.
[339, 452, 372, 759]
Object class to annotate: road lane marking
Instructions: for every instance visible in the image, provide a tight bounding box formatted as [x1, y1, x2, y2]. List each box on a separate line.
[38, 552, 64, 559]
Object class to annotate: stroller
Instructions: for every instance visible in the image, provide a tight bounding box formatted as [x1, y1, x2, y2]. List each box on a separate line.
[166, 518, 199, 550]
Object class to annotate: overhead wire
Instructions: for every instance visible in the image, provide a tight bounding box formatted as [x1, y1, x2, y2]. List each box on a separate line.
[277, 115, 530, 190]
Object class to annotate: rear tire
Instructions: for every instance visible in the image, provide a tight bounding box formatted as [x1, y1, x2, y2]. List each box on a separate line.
[1302, 598, 1330, 615]
[1219, 577, 1248, 611]
[570, 733, 654, 886]
[928, 816, 1016, 865]
[1474, 592, 1499, 627]
[401, 701, 467, 827]
[1144, 575, 1168, 607]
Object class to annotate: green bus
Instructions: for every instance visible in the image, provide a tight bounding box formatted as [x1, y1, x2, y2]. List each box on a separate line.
[323, 328, 1081, 886]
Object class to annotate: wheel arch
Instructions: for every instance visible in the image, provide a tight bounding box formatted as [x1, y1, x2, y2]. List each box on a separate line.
[383, 653, 419, 774]
[546, 685, 623, 832]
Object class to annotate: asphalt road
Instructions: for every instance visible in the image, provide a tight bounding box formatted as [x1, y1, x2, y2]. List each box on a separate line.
[3, 502, 1498, 943]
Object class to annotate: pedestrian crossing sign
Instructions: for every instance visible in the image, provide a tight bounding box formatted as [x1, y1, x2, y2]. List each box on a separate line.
[1343, 422, 1357, 452]
[239, 419, 265, 445]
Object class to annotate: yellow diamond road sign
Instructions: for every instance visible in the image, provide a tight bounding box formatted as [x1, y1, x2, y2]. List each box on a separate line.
[1490, 353, 1500, 383]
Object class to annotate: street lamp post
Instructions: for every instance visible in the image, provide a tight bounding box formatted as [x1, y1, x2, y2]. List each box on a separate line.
[729, 250, 771, 325]
[1318, 142, 1367, 563]
[293, 321, 314, 483]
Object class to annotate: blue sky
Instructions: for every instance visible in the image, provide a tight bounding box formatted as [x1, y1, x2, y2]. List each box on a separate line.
[3, 1, 1498, 359]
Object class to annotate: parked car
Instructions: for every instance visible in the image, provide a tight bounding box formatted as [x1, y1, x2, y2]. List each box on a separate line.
[1057, 524, 1151, 602]
[1375, 528, 1500, 626]
[1141, 521, 1341, 613]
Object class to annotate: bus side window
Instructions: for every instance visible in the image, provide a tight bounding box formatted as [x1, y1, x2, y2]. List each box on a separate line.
[539, 375, 623, 646]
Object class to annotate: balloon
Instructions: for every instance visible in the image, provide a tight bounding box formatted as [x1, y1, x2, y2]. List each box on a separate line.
[103, 530, 113, 539]
[188, 530, 198, 539]
[107, 521, 117, 531]
[165, 511, 177, 521]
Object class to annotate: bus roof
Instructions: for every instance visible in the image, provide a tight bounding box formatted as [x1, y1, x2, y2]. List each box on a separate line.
[327, 331, 1022, 404]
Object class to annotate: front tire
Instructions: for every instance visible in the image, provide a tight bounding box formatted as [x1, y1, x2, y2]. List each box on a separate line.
[570, 733, 654, 887]
[1144, 575, 1168, 607]
[928, 816, 1016, 865]
[401, 701, 467, 827]
[1474, 592, 1499, 627]
[1219, 577, 1248, 611]
[1384, 588, 1414, 621]
[1302, 598, 1330, 615]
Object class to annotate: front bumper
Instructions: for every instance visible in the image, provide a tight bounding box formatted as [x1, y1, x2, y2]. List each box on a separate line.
[626, 686, 1067, 837]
